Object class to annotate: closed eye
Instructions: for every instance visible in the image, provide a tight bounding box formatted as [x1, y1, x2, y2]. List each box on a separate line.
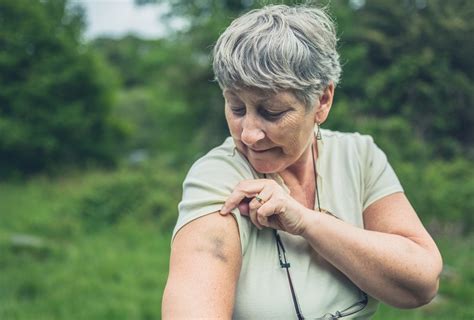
[259, 109, 286, 121]
[230, 106, 245, 116]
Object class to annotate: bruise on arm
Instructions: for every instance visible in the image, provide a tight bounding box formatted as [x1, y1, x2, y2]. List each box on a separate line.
[162, 212, 241, 319]
[194, 230, 230, 263]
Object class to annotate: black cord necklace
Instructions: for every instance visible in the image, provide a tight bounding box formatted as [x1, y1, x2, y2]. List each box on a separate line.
[268, 136, 368, 319]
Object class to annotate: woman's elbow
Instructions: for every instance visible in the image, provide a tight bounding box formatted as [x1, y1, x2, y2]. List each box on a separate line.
[403, 254, 443, 308]
[393, 277, 440, 309]
[412, 277, 440, 308]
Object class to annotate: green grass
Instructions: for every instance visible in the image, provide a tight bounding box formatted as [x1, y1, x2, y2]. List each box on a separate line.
[1, 227, 170, 320]
[0, 165, 177, 320]
[0, 165, 472, 319]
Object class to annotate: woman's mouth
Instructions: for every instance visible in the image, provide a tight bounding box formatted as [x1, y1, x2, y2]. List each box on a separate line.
[249, 147, 273, 154]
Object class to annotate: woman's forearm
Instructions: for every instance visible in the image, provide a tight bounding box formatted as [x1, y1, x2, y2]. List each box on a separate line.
[301, 210, 442, 308]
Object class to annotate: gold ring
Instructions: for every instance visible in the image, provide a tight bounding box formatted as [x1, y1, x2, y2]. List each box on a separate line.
[255, 195, 265, 204]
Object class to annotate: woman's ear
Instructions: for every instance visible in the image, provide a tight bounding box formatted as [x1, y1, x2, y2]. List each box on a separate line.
[314, 82, 335, 124]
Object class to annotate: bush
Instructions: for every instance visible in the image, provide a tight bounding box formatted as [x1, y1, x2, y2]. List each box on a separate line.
[66, 159, 184, 234]
[0, 0, 126, 177]
[396, 158, 474, 234]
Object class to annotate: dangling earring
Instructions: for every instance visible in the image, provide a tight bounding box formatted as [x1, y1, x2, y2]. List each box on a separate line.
[316, 122, 322, 140]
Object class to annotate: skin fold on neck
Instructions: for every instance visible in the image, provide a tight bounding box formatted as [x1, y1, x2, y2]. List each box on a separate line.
[278, 136, 318, 210]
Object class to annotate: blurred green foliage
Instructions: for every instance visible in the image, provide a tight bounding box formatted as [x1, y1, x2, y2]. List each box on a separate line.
[69, 161, 183, 233]
[0, 0, 126, 177]
[0, 160, 183, 319]
[336, 0, 474, 158]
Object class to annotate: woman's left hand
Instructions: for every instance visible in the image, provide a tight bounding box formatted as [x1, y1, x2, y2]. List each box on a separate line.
[220, 179, 311, 235]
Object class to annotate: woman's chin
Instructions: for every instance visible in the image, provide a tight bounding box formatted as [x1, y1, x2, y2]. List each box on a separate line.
[249, 159, 282, 174]
[236, 145, 285, 173]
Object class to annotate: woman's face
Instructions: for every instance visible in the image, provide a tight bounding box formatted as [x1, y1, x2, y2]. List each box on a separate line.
[224, 88, 318, 173]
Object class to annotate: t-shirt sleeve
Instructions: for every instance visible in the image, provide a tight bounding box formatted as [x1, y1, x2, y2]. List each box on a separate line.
[172, 151, 253, 254]
[362, 136, 404, 211]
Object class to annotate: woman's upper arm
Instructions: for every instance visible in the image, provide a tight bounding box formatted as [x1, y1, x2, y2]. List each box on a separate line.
[162, 212, 242, 319]
[363, 192, 442, 264]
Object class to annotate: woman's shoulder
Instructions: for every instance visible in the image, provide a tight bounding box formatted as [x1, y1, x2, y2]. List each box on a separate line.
[198, 136, 238, 160]
[187, 137, 256, 181]
[320, 129, 386, 177]
[321, 129, 377, 155]
[322, 129, 374, 143]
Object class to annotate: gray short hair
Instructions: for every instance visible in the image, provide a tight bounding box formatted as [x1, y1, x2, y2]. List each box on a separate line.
[212, 4, 341, 108]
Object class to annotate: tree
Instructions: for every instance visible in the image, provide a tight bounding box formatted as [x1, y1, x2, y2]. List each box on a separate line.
[0, 0, 125, 177]
[136, 0, 473, 160]
[336, 0, 474, 158]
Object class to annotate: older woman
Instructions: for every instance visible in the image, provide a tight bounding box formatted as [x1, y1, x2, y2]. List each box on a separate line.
[162, 4, 442, 319]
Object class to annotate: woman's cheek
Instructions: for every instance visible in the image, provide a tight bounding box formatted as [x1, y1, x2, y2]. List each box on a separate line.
[228, 119, 242, 137]
[225, 113, 240, 135]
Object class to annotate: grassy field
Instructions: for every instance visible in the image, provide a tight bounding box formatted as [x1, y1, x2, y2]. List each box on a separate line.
[0, 164, 472, 319]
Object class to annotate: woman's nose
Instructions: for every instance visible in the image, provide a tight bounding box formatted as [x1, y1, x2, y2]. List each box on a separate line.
[241, 115, 265, 145]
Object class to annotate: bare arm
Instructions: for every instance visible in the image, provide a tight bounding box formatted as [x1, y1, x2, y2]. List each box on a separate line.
[301, 192, 443, 308]
[162, 212, 242, 319]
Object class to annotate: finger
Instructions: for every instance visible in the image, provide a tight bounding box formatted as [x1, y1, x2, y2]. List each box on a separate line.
[253, 188, 273, 227]
[220, 190, 256, 215]
[220, 179, 270, 214]
[249, 198, 263, 230]
[254, 186, 272, 206]
[250, 184, 275, 228]
[220, 196, 252, 216]
[256, 212, 270, 228]
[257, 198, 287, 230]
[258, 200, 287, 217]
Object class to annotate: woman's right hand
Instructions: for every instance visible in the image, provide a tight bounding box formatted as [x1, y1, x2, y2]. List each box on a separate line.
[220, 179, 313, 235]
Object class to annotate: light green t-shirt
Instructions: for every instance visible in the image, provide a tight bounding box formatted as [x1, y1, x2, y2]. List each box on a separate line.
[173, 129, 403, 319]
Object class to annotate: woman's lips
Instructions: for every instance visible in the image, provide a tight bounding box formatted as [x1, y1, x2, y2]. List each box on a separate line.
[249, 147, 273, 153]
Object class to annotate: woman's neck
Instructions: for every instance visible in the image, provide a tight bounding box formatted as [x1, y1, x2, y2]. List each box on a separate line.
[279, 138, 317, 190]
[275, 136, 318, 209]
